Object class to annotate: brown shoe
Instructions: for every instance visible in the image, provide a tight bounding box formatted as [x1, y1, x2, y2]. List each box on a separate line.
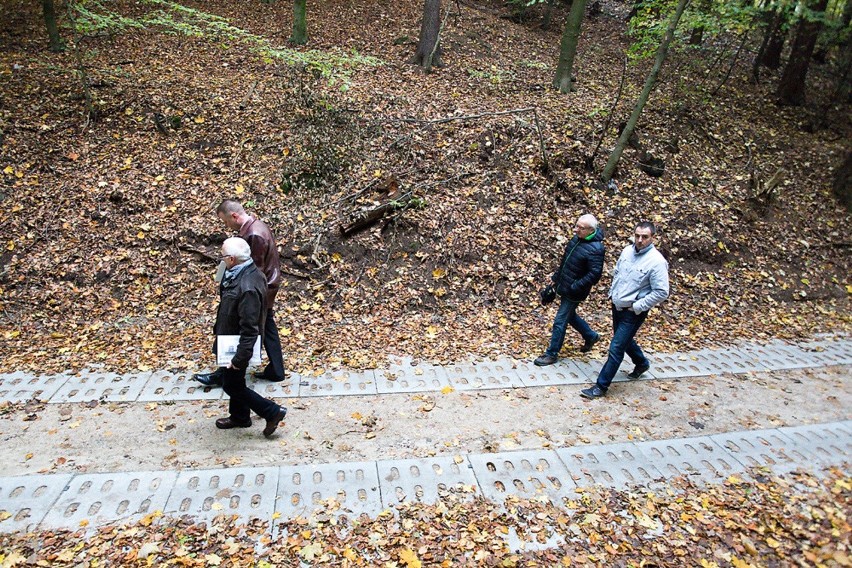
[263, 408, 287, 438]
[215, 417, 252, 429]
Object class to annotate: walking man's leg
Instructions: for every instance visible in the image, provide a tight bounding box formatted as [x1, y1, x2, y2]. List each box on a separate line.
[261, 308, 286, 382]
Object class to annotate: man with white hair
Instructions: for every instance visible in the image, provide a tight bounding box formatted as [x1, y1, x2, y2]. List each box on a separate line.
[534, 213, 605, 366]
[209, 237, 287, 437]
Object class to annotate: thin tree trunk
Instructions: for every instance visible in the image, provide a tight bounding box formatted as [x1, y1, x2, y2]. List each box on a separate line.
[414, 0, 443, 71]
[602, 0, 690, 183]
[290, 0, 307, 45]
[553, 0, 587, 93]
[42, 0, 63, 52]
[777, 0, 829, 106]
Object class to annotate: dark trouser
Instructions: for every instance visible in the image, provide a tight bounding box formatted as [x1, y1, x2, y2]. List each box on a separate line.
[595, 305, 649, 390]
[260, 307, 286, 381]
[222, 366, 281, 423]
[545, 296, 598, 357]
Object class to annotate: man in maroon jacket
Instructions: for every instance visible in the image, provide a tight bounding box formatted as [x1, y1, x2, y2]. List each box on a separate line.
[194, 199, 286, 386]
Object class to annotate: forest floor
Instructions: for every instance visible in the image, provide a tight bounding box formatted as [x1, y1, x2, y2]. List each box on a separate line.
[0, 0, 851, 565]
[1, 0, 850, 379]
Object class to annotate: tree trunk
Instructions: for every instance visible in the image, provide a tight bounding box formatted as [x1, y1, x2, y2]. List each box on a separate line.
[413, 0, 443, 71]
[601, 0, 689, 183]
[760, 9, 787, 70]
[541, 0, 556, 31]
[689, 0, 710, 46]
[290, 0, 307, 45]
[751, 6, 776, 82]
[553, 0, 587, 93]
[777, 0, 829, 106]
[833, 150, 852, 212]
[42, 0, 63, 52]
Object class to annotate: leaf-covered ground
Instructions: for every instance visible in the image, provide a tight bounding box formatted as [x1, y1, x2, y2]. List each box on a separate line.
[1, 0, 850, 377]
[1, 469, 849, 567]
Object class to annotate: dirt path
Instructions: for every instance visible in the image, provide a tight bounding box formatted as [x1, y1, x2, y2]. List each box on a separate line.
[1, 366, 848, 477]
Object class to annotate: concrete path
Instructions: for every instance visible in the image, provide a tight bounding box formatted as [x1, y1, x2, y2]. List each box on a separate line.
[0, 336, 849, 536]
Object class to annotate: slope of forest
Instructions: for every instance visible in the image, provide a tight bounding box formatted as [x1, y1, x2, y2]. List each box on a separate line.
[0, 0, 850, 376]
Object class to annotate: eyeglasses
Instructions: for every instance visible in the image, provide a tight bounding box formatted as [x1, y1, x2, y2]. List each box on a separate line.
[220, 254, 233, 261]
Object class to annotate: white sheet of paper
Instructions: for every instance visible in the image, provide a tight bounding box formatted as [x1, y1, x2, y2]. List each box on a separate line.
[216, 335, 262, 367]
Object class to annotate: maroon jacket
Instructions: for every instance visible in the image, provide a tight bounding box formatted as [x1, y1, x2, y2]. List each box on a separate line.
[239, 216, 281, 307]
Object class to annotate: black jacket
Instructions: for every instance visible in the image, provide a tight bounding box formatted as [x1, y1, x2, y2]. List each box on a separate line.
[213, 262, 268, 369]
[551, 228, 605, 301]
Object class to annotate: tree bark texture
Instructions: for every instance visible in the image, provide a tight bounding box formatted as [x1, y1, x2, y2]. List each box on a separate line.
[777, 0, 829, 106]
[833, 150, 852, 211]
[553, 0, 587, 94]
[602, 0, 690, 183]
[290, 0, 307, 45]
[42, 0, 63, 52]
[414, 0, 443, 71]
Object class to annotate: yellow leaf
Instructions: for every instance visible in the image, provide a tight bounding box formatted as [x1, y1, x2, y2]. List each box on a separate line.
[235, 184, 244, 195]
[24, 453, 33, 460]
[137, 231, 146, 239]
[272, 512, 281, 519]
[3, 166, 13, 174]
[440, 386, 455, 395]
[343, 547, 357, 560]
[331, 253, 342, 262]
[432, 268, 446, 279]
[204, 553, 222, 566]
[846, 284, 852, 295]
[194, 116, 205, 124]
[766, 537, 781, 548]
[800, 278, 809, 285]
[0, 510, 12, 522]
[399, 548, 422, 568]
[79, 519, 89, 527]
[373, 169, 383, 178]
[727, 475, 744, 485]
[124, 107, 134, 116]
[351, 412, 363, 420]
[6, 240, 13, 251]
[453, 455, 463, 464]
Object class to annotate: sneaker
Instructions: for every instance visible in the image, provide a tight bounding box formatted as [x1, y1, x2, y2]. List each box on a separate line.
[534, 354, 558, 366]
[580, 334, 601, 353]
[580, 385, 606, 399]
[626, 364, 650, 379]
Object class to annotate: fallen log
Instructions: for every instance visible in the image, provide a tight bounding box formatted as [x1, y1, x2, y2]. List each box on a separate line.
[339, 192, 413, 236]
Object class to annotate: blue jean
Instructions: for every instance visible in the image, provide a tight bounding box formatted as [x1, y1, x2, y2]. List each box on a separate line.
[545, 297, 598, 357]
[222, 366, 282, 424]
[595, 305, 649, 390]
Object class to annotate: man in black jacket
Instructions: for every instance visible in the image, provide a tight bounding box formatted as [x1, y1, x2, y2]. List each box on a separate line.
[211, 237, 287, 438]
[534, 214, 605, 366]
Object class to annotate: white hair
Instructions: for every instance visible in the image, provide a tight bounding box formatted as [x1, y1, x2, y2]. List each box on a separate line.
[222, 237, 251, 262]
[578, 214, 598, 229]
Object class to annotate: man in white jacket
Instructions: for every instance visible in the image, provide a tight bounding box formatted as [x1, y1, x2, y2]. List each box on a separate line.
[581, 221, 670, 399]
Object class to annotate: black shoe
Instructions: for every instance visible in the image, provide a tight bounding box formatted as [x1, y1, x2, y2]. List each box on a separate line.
[215, 417, 252, 429]
[626, 364, 650, 379]
[251, 371, 289, 384]
[580, 335, 601, 353]
[193, 370, 224, 387]
[534, 354, 558, 366]
[580, 385, 607, 399]
[263, 408, 287, 438]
